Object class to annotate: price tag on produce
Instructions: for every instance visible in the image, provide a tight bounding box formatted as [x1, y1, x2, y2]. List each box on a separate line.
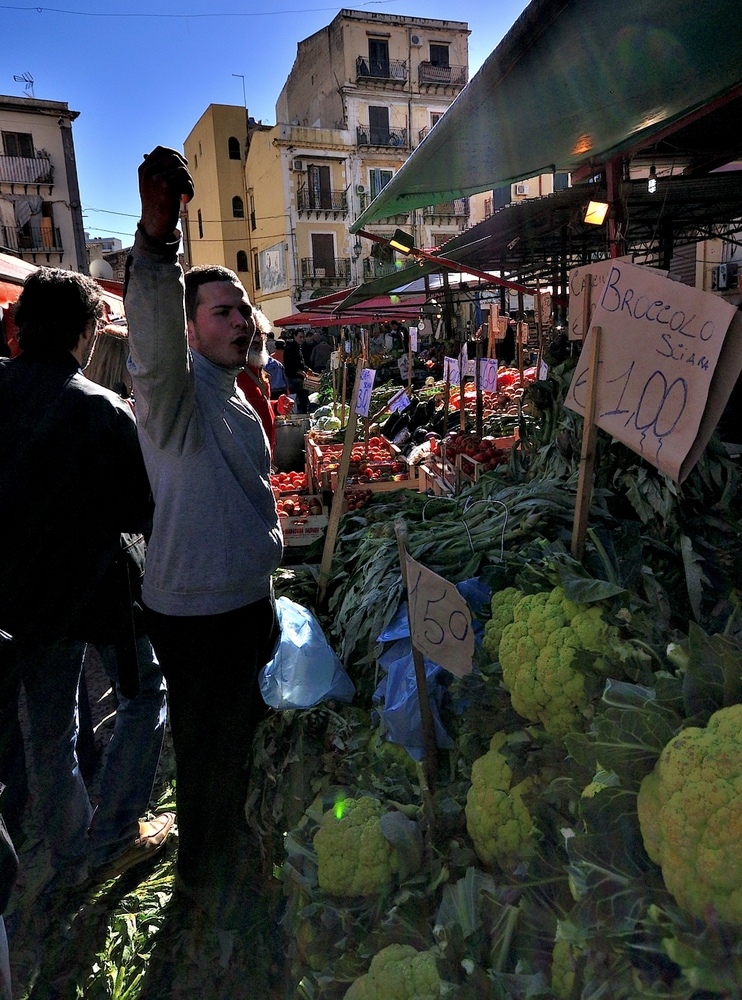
[538, 360, 549, 381]
[444, 356, 459, 383]
[565, 261, 742, 482]
[405, 554, 474, 677]
[479, 358, 498, 392]
[355, 367, 376, 417]
[330, 350, 341, 370]
[397, 354, 411, 380]
[388, 387, 411, 412]
[409, 327, 418, 352]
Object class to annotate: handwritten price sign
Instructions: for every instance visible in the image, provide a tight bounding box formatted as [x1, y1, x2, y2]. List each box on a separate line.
[478, 358, 498, 392]
[565, 262, 738, 482]
[405, 554, 474, 677]
[356, 367, 376, 417]
[568, 259, 668, 340]
[409, 327, 418, 352]
[444, 356, 476, 383]
[388, 387, 411, 413]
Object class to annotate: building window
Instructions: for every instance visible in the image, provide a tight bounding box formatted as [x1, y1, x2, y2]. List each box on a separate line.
[249, 195, 256, 231]
[368, 38, 389, 77]
[236, 250, 248, 271]
[554, 171, 571, 191]
[429, 44, 450, 68]
[307, 164, 332, 210]
[368, 106, 390, 146]
[253, 251, 260, 288]
[232, 195, 244, 218]
[197, 209, 203, 239]
[2, 131, 34, 157]
[369, 168, 393, 200]
[228, 136, 241, 160]
[430, 112, 443, 128]
[493, 184, 511, 211]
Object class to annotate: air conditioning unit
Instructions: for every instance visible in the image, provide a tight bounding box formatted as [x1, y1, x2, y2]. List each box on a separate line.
[292, 158, 304, 171]
[410, 33, 423, 46]
[355, 183, 365, 194]
[515, 182, 529, 196]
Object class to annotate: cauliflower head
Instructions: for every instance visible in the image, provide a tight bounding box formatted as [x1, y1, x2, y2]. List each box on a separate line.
[344, 943, 441, 1000]
[465, 732, 537, 870]
[482, 586, 523, 660]
[637, 703, 742, 925]
[498, 587, 616, 736]
[313, 795, 400, 896]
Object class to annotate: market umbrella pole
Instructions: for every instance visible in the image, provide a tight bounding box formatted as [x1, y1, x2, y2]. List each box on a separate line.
[317, 361, 364, 608]
[394, 520, 438, 793]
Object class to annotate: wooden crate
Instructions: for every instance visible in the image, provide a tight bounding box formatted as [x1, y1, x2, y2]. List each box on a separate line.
[418, 460, 455, 496]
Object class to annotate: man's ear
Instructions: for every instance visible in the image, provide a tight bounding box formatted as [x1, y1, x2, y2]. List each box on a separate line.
[186, 316, 196, 346]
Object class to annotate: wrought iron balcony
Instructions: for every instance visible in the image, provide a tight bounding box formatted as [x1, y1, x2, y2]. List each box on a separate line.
[356, 126, 408, 149]
[362, 257, 400, 280]
[418, 63, 468, 87]
[0, 152, 54, 186]
[300, 257, 352, 283]
[297, 188, 348, 215]
[356, 56, 407, 83]
[1, 223, 62, 252]
[422, 198, 469, 220]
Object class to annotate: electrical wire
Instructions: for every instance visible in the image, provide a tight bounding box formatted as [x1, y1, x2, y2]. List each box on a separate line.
[0, 1, 399, 16]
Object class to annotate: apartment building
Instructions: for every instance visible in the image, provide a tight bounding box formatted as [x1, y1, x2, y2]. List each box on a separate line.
[0, 94, 87, 272]
[182, 10, 471, 322]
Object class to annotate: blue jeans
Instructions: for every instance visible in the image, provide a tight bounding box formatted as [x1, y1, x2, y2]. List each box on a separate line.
[15, 634, 166, 876]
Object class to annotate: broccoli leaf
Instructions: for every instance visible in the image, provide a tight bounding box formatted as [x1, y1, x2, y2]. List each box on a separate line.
[565, 680, 680, 786]
[682, 622, 742, 721]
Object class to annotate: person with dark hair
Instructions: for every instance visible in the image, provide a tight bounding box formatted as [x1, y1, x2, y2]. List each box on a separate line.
[0, 268, 173, 902]
[265, 339, 288, 399]
[124, 146, 283, 925]
[282, 329, 310, 412]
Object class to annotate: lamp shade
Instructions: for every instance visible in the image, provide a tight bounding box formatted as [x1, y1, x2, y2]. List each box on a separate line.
[584, 200, 610, 225]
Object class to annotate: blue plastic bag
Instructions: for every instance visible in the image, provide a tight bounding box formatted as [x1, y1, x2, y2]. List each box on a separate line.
[259, 596, 355, 710]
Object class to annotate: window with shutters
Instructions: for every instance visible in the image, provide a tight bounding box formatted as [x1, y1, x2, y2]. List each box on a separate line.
[369, 168, 393, 200]
[2, 131, 34, 157]
[197, 209, 203, 238]
[311, 233, 335, 278]
[253, 252, 261, 288]
[429, 44, 450, 68]
[307, 164, 332, 210]
[369, 106, 390, 146]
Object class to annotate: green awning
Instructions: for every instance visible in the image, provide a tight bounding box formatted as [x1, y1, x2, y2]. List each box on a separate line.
[351, 0, 742, 231]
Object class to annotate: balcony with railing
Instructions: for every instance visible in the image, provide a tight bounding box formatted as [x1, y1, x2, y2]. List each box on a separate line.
[418, 63, 468, 88]
[422, 198, 469, 221]
[356, 125, 408, 149]
[300, 257, 352, 285]
[1, 222, 62, 253]
[297, 188, 348, 217]
[362, 257, 400, 280]
[0, 151, 54, 187]
[356, 56, 408, 85]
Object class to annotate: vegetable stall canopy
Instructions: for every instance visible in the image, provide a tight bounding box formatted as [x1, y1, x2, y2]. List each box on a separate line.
[0, 251, 125, 317]
[351, 0, 742, 231]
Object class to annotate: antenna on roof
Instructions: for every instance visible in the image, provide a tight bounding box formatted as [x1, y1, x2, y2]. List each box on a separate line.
[13, 73, 35, 98]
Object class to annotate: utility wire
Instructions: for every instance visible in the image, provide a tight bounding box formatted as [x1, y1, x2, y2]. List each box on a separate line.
[0, 1, 398, 17]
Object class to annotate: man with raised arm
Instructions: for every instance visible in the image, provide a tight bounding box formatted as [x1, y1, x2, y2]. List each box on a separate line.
[124, 146, 283, 923]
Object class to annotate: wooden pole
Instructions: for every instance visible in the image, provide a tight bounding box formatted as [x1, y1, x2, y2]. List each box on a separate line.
[571, 275, 599, 562]
[475, 348, 483, 439]
[394, 520, 438, 791]
[535, 278, 544, 374]
[317, 361, 364, 607]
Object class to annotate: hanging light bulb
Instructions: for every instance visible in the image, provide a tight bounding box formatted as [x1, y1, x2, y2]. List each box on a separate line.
[648, 164, 657, 194]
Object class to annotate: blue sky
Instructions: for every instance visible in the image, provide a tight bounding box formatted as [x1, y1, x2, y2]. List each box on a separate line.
[2, 0, 530, 246]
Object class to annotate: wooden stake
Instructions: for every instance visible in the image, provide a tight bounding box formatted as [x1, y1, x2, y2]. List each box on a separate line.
[394, 519, 437, 791]
[317, 361, 364, 607]
[571, 324, 602, 562]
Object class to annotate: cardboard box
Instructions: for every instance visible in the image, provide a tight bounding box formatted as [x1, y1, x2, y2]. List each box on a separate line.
[282, 513, 329, 547]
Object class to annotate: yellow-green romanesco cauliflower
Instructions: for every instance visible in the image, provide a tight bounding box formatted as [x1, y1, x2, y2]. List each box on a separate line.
[498, 587, 619, 736]
[465, 732, 537, 870]
[313, 795, 400, 897]
[344, 943, 441, 1000]
[482, 586, 523, 660]
[637, 703, 742, 925]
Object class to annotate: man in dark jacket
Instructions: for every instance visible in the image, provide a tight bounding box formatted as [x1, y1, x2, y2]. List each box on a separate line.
[0, 268, 173, 898]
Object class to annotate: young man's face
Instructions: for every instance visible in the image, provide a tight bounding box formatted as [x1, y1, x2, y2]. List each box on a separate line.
[187, 280, 255, 368]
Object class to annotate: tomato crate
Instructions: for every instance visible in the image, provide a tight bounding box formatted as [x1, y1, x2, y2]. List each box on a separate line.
[270, 470, 313, 496]
[454, 435, 518, 484]
[331, 470, 416, 494]
[282, 513, 329, 547]
[307, 435, 412, 493]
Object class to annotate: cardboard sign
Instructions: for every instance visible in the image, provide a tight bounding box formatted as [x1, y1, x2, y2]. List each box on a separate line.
[539, 360, 549, 381]
[405, 554, 474, 677]
[356, 367, 376, 417]
[568, 259, 669, 340]
[397, 354, 411, 380]
[565, 262, 741, 482]
[444, 356, 476, 383]
[388, 387, 411, 412]
[409, 327, 418, 352]
[478, 357, 498, 392]
[330, 350, 341, 370]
